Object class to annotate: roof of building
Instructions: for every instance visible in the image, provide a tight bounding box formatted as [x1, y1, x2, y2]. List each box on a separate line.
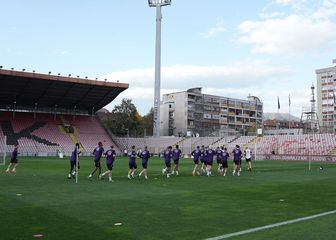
[0, 69, 129, 113]
[264, 112, 300, 122]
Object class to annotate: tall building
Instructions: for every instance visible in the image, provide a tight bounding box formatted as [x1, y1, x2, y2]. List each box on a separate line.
[160, 88, 263, 137]
[316, 60, 336, 133]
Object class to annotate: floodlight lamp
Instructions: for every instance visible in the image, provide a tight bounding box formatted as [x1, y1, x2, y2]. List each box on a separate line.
[33, 70, 36, 73]
[0, 66, 2, 69]
[58, 73, 60, 76]
[95, 78, 98, 80]
[85, 76, 88, 79]
[11, 68, 14, 70]
[77, 75, 80, 78]
[148, 0, 171, 7]
[22, 68, 25, 72]
[68, 74, 71, 77]
[48, 71, 51, 75]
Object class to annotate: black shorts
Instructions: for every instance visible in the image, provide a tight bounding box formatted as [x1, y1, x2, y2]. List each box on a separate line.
[129, 162, 137, 169]
[234, 159, 240, 165]
[106, 164, 113, 171]
[217, 159, 221, 164]
[246, 158, 251, 162]
[95, 161, 101, 168]
[10, 158, 18, 164]
[207, 160, 213, 166]
[221, 160, 228, 168]
[200, 159, 204, 163]
[165, 161, 171, 168]
[142, 162, 148, 169]
[193, 160, 199, 165]
[70, 161, 80, 169]
[174, 159, 179, 165]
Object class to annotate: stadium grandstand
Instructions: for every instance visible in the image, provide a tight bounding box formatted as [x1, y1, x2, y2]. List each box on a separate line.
[0, 68, 128, 156]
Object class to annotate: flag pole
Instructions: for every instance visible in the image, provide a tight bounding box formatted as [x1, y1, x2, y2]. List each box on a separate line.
[75, 144, 79, 184]
[288, 94, 291, 129]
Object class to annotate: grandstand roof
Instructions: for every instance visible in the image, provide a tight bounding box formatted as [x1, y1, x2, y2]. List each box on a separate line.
[0, 69, 129, 113]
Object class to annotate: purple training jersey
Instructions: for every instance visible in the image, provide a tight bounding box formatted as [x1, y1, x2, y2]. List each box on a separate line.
[221, 151, 229, 161]
[172, 148, 182, 160]
[93, 146, 104, 162]
[11, 149, 18, 161]
[70, 147, 79, 162]
[232, 149, 242, 161]
[216, 149, 222, 161]
[206, 149, 215, 162]
[164, 150, 172, 163]
[128, 150, 137, 164]
[140, 150, 150, 163]
[105, 149, 116, 165]
[191, 149, 201, 161]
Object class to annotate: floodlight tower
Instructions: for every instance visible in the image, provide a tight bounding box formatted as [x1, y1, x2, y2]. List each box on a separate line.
[148, 0, 171, 137]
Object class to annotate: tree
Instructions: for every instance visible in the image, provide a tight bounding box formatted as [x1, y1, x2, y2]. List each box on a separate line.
[100, 100, 154, 137]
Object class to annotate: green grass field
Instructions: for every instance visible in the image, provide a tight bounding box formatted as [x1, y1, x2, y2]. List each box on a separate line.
[1, 157, 336, 240]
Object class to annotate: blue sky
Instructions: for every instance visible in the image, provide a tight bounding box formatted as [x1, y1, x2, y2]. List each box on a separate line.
[1, 0, 336, 116]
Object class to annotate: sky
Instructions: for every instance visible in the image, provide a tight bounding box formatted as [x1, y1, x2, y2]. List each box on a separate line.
[1, 0, 336, 117]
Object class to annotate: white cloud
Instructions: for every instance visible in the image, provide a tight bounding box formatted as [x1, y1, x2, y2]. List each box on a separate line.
[273, 0, 307, 5]
[238, 1, 336, 55]
[259, 11, 285, 19]
[201, 20, 226, 38]
[102, 61, 294, 114]
[103, 61, 292, 90]
[312, 0, 336, 19]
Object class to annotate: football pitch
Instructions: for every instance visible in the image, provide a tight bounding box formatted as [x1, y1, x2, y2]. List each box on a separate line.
[1, 157, 336, 240]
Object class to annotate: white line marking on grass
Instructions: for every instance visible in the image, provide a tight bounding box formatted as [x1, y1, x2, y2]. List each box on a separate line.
[206, 210, 336, 240]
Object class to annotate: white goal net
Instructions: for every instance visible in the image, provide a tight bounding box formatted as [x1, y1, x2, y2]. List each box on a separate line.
[0, 136, 6, 166]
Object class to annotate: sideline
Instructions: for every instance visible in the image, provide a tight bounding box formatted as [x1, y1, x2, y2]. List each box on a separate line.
[205, 210, 336, 240]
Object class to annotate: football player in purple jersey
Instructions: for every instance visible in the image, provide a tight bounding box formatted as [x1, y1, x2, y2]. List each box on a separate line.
[139, 146, 150, 180]
[191, 146, 201, 176]
[172, 145, 182, 175]
[232, 145, 242, 176]
[100, 145, 116, 182]
[5, 145, 19, 173]
[128, 145, 137, 180]
[68, 143, 81, 179]
[162, 146, 172, 178]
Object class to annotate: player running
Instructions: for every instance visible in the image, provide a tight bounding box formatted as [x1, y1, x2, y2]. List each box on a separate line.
[128, 145, 137, 179]
[244, 147, 252, 171]
[68, 143, 81, 179]
[162, 146, 172, 178]
[200, 145, 206, 174]
[100, 145, 116, 182]
[191, 146, 201, 176]
[5, 145, 19, 173]
[221, 147, 229, 176]
[215, 146, 222, 175]
[232, 145, 242, 176]
[88, 141, 104, 180]
[172, 145, 182, 175]
[139, 146, 150, 180]
[205, 145, 215, 177]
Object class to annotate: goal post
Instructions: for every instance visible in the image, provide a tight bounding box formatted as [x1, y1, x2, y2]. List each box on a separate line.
[0, 136, 6, 166]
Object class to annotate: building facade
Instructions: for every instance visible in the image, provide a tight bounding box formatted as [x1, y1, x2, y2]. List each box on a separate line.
[316, 62, 336, 133]
[160, 88, 263, 137]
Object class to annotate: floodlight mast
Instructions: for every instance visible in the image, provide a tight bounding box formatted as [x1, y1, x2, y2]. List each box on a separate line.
[148, 0, 171, 137]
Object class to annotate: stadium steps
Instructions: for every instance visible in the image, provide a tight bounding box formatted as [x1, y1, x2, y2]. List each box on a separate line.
[58, 125, 66, 134]
[245, 136, 262, 148]
[329, 147, 336, 156]
[244, 137, 262, 148]
[212, 136, 226, 145]
[173, 137, 187, 147]
[69, 133, 85, 152]
[228, 136, 239, 144]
